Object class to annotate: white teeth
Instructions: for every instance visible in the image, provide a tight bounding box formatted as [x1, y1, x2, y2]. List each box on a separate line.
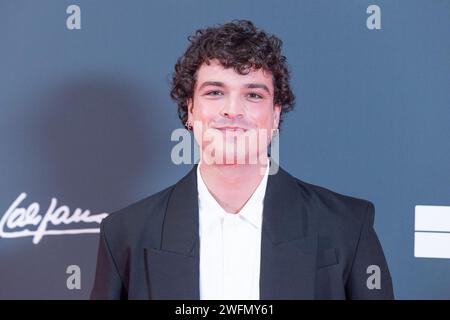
[224, 128, 244, 133]
[217, 128, 246, 137]
[223, 128, 244, 131]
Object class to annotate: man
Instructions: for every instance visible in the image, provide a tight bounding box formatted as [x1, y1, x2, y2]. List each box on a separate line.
[90, 20, 394, 299]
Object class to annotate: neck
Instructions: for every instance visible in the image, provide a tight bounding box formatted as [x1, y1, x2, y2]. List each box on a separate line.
[198, 155, 269, 213]
[199, 155, 269, 183]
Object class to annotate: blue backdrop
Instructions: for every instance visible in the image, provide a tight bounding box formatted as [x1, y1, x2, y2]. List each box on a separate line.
[0, 0, 449, 299]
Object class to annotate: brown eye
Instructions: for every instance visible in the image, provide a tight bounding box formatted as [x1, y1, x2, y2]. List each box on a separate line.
[247, 92, 263, 99]
[205, 90, 223, 96]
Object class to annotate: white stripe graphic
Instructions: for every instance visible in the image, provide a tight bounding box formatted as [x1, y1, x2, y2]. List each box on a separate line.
[414, 232, 450, 259]
[415, 205, 450, 232]
[414, 205, 450, 259]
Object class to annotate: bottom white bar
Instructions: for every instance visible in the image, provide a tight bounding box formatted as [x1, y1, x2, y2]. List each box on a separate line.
[414, 232, 450, 259]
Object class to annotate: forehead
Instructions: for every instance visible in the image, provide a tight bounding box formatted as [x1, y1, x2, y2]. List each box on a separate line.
[195, 59, 273, 90]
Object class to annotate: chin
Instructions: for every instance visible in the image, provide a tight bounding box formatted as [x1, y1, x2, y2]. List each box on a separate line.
[223, 150, 262, 165]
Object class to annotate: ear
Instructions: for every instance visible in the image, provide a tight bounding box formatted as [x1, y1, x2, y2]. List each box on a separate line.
[273, 104, 281, 129]
[187, 98, 194, 122]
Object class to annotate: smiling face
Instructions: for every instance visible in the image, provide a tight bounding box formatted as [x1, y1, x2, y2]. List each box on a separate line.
[187, 59, 281, 165]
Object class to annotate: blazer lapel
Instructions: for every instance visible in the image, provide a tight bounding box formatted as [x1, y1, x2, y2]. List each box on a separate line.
[144, 165, 200, 300]
[144, 163, 318, 300]
[260, 166, 318, 299]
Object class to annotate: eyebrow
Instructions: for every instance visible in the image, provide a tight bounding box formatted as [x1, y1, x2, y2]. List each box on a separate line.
[197, 81, 271, 95]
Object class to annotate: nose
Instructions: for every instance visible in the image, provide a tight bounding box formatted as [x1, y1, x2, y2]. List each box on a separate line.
[220, 95, 245, 119]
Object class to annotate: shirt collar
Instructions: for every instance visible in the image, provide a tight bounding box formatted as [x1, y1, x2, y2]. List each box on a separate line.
[197, 162, 270, 231]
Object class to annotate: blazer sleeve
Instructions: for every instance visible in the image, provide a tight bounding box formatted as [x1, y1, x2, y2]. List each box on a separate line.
[345, 202, 395, 299]
[90, 221, 127, 300]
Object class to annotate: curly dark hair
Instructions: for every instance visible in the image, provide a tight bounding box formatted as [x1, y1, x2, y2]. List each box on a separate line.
[170, 20, 295, 128]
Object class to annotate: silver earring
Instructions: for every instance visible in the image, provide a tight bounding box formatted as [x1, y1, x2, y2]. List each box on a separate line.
[185, 121, 193, 131]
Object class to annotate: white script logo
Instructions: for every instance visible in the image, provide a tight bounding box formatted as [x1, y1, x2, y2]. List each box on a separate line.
[0, 193, 108, 244]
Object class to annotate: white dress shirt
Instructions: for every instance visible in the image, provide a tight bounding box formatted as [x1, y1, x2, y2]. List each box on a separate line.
[197, 163, 269, 300]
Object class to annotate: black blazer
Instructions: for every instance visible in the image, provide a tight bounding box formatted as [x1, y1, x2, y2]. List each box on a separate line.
[90, 164, 394, 299]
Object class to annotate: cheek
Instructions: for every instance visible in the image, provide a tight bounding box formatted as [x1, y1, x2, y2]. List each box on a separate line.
[193, 100, 217, 124]
[249, 105, 274, 127]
